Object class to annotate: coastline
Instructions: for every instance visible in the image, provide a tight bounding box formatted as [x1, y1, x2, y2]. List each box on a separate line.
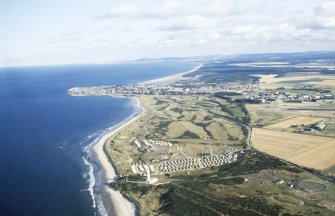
[89, 64, 201, 216]
[91, 97, 143, 216]
[140, 63, 203, 85]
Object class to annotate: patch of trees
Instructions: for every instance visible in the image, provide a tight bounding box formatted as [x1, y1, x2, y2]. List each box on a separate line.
[213, 94, 251, 126]
[155, 99, 166, 105]
[176, 131, 200, 139]
[321, 69, 335, 75]
[215, 92, 242, 98]
[170, 107, 183, 114]
[304, 168, 335, 183]
[197, 62, 321, 83]
[113, 179, 154, 197]
[158, 183, 286, 216]
[218, 151, 300, 176]
[157, 120, 171, 132]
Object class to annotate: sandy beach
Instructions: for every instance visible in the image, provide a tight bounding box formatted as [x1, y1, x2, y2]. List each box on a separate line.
[90, 64, 202, 216]
[141, 63, 203, 85]
[91, 98, 143, 216]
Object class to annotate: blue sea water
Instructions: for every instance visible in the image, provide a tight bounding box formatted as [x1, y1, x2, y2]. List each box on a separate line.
[0, 62, 196, 216]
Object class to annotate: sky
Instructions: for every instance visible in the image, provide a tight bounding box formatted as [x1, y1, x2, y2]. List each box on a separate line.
[1, 0, 335, 66]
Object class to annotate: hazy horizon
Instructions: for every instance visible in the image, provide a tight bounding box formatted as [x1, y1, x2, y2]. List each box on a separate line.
[1, 0, 335, 67]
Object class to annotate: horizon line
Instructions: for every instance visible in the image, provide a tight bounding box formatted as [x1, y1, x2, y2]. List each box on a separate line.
[1, 50, 335, 69]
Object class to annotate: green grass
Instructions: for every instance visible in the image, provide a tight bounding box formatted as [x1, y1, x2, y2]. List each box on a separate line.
[106, 94, 335, 216]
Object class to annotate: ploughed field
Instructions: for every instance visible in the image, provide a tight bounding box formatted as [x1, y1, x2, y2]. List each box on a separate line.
[251, 127, 335, 170]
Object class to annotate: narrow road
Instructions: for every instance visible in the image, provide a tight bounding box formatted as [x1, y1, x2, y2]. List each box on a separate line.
[180, 147, 192, 158]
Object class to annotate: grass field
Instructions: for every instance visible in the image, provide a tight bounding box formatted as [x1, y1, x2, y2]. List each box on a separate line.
[206, 122, 227, 140]
[251, 128, 335, 170]
[246, 104, 293, 127]
[265, 116, 324, 130]
[105, 94, 246, 175]
[104, 80, 335, 215]
[167, 121, 208, 139]
[115, 150, 335, 216]
[104, 93, 335, 216]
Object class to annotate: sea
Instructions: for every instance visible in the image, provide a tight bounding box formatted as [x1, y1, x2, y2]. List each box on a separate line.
[0, 61, 196, 216]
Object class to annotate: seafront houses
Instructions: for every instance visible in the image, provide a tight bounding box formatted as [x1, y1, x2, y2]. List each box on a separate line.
[68, 76, 335, 107]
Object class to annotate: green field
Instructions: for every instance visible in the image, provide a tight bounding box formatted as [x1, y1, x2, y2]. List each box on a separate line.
[104, 94, 335, 216]
[105, 95, 246, 176]
[112, 150, 335, 216]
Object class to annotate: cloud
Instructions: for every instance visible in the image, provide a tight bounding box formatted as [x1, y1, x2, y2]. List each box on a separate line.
[94, 0, 265, 20]
[314, 1, 335, 17]
[56, 0, 335, 58]
[6, 0, 335, 67]
[300, 1, 335, 29]
[159, 15, 219, 31]
[313, 17, 335, 29]
[95, 3, 139, 19]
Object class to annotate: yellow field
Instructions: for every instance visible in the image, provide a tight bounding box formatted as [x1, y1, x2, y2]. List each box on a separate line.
[265, 116, 323, 130]
[288, 140, 335, 170]
[251, 128, 335, 170]
[256, 74, 335, 89]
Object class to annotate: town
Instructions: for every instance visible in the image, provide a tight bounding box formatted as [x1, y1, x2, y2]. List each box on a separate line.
[68, 80, 259, 96]
[69, 80, 335, 105]
[244, 85, 335, 104]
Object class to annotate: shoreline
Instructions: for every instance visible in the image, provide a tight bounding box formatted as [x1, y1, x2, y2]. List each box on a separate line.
[91, 97, 143, 216]
[89, 64, 201, 216]
[140, 63, 203, 85]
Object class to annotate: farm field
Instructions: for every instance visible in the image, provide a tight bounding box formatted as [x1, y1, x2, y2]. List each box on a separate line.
[115, 148, 335, 216]
[246, 104, 294, 127]
[256, 73, 335, 89]
[258, 102, 335, 118]
[251, 128, 335, 170]
[105, 58, 335, 216]
[265, 116, 324, 130]
[246, 102, 335, 138]
[69, 52, 335, 216]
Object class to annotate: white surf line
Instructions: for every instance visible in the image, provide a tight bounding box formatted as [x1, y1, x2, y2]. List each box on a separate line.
[82, 156, 96, 209]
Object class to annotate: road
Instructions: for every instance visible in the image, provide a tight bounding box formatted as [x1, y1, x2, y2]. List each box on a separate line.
[180, 147, 192, 158]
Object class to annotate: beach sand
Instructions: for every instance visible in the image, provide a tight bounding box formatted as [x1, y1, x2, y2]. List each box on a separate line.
[141, 63, 203, 85]
[92, 98, 143, 216]
[91, 64, 202, 215]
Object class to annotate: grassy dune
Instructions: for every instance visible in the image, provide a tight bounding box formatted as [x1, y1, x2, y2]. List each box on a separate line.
[106, 93, 335, 216]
